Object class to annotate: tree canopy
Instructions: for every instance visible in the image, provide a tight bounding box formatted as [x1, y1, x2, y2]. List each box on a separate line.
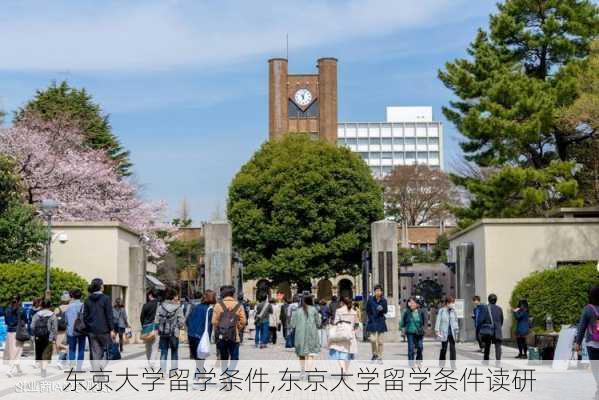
[440, 0, 598, 226]
[228, 134, 384, 284]
[15, 81, 132, 176]
[0, 155, 46, 263]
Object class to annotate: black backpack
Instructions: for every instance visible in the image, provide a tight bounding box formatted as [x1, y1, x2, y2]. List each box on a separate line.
[73, 305, 87, 336]
[56, 309, 67, 331]
[33, 315, 51, 338]
[216, 301, 241, 342]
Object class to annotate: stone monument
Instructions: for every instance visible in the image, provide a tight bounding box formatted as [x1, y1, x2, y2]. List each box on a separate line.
[371, 219, 400, 341]
[204, 221, 233, 292]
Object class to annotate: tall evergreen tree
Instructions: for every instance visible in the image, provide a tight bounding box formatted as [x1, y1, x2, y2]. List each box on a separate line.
[15, 81, 132, 176]
[439, 0, 598, 167]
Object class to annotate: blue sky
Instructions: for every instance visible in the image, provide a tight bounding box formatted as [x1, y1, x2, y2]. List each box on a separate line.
[0, 0, 498, 222]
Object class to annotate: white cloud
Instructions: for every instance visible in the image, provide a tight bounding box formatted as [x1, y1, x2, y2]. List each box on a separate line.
[0, 0, 489, 71]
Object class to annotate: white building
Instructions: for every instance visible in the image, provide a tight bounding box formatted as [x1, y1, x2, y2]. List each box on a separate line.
[337, 106, 443, 177]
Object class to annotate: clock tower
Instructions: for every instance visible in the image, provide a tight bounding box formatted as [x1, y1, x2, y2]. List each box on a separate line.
[268, 57, 338, 144]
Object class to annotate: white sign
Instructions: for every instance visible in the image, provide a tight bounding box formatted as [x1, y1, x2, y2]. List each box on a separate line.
[385, 305, 396, 319]
[454, 299, 465, 319]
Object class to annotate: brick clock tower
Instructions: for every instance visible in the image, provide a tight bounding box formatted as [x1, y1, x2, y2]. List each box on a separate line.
[268, 57, 338, 144]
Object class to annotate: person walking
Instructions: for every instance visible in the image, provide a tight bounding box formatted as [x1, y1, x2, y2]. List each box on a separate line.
[83, 278, 116, 370]
[140, 289, 159, 368]
[254, 294, 272, 349]
[477, 293, 504, 363]
[290, 294, 321, 379]
[576, 285, 599, 400]
[4, 295, 27, 377]
[328, 296, 358, 372]
[472, 296, 484, 352]
[366, 284, 388, 362]
[65, 288, 86, 371]
[155, 288, 185, 373]
[269, 298, 281, 345]
[186, 289, 215, 373]
[400, 297, 426, 366]
[285, 294, 301, 349]
[212, 285, 246, 372]
[436, 296, 459, 369]
[112, 298, 130, 352]
[31, 299, 58, 377]
[54, 293, 70, 368]
[238, 294, 249, 343]
[513, 299, 530, 359]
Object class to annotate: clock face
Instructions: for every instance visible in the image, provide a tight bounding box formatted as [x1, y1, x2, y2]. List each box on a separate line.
[294, 88, 313, 107]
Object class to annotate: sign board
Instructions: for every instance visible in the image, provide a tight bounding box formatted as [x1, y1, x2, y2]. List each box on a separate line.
[553, 325, 577, 370]
[454, 299, 465, 319]
[385, 305, 396, 319]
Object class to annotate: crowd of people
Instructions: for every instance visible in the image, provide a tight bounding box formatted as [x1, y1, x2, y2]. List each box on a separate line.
[2, 277, 599, 386]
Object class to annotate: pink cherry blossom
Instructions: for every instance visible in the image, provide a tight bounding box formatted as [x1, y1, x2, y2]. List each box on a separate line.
[0, 114, 170, 258]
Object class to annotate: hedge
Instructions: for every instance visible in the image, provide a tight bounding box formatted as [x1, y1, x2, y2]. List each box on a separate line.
[510, 263, 599, 330]
[0, 262, 88, 306]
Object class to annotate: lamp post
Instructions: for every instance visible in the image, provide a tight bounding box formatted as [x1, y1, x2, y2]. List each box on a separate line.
[41, 199, 58, 297]
[361, 249, 370, 342]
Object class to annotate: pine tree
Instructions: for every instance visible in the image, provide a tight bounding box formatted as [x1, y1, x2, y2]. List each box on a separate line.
[15, 81, 132, 176]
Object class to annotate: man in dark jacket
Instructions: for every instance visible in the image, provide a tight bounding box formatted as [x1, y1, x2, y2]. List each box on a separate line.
[366, 284, 388, 362]
[83, 278, 115, 368]
[140, 289, 159, 367]
[476, 293, 504, 362]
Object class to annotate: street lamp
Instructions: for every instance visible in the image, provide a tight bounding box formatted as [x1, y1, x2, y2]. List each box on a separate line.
[361, 249, 370, 342]
[41, 199, 58, 297]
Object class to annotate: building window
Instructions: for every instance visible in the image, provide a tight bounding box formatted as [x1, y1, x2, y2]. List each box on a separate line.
[382, 152, 393, 160]
[358, 138, 369, 146]
[359, 152, 369, 161]
[382, 138, 392, 146]
[345, 138, 357, 145]
[369, 137, 381, 145]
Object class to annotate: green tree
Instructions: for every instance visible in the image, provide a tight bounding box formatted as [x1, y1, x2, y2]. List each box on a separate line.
[0, 156, 46, 263]
[559, 40, 599, 204]
[439, 0, 598, 167]
[228, 134, 384, 284]
[0, 262, 88, 305]
[15, 81, 132, 176]
[452, 161, 583, 229]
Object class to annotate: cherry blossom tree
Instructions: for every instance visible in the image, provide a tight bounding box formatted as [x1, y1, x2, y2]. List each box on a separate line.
[0, 114, 169, 257]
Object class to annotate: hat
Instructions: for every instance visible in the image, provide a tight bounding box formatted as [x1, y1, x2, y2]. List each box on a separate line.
[60, 292, 71, 303]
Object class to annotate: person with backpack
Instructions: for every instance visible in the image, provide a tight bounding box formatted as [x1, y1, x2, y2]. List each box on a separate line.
[211, 285, 246, 372]
[31, 298, 58, 377]
[186, 289, 215, 373]
[140, 289, 159, 368]
[435, 296, 459, 369]
[254, 294, 272, 349]
[155, 288, 185, 373]
[83, 278, 115, 370]
[112, 298, 130, 352]
[513, 299, 530, 359]
[576, 285, 599, 398]
[476, 293, 504, 363]
[400, 296, 426, 366]
[4, 294, 27, 377]
[54, 292, 70, 368]
[65, 288, 86, 371]
[366, 284, 388, 363]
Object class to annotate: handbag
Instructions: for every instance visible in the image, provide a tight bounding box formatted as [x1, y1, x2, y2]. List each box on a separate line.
[327, 321, 354, 343]
[196, 306, 212, 359]
[107, 342, 121, 360]
[15, 316, 30, 342]
[73, 306, 87, 336]
[479, 305, 495, 337]
[140, 323, 156, 343]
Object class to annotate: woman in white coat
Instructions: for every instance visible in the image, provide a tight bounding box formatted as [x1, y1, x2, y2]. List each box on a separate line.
[328, 296, 358, 372]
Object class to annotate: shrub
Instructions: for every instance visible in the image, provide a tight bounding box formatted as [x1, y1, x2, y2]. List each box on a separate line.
[0, 262, 88, 306]
[510, 263, 599, 330]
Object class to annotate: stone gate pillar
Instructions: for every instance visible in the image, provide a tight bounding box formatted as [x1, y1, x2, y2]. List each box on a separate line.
[204, 221, 233, 294]
[371, 220, 400, 341]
